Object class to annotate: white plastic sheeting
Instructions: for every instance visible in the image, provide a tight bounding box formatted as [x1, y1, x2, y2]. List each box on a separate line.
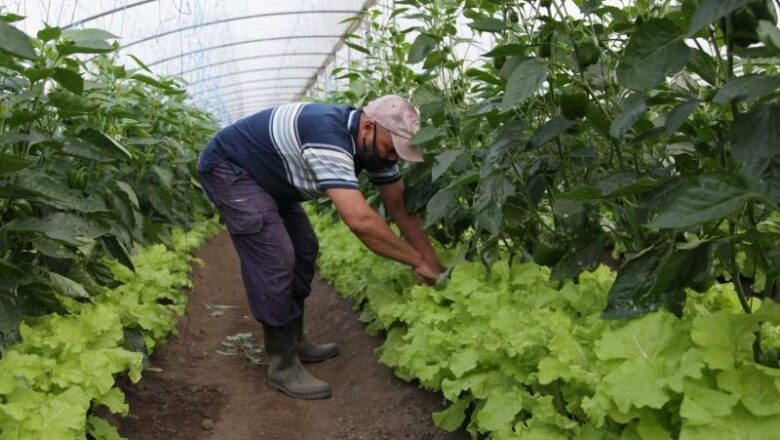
[3, 0, 374, 124]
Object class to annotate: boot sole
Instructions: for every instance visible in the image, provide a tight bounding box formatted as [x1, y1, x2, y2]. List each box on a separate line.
[299, 347, 340, 363]
[265, 378, 332, 400]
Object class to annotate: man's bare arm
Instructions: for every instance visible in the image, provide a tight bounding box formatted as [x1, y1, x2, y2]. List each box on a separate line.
[377, 180, 444, 272]
[326, 188, 437, 278]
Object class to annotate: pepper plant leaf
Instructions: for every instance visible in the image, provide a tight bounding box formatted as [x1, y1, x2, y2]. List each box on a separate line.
[501, 58, 547, 111]
[618, 18, 690, 91]
[0, 20, 38, 60]
[649, 174, 757, 228]
[688, 0, 754, 36]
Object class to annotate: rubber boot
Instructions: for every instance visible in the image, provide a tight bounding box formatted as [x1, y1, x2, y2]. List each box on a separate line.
[295, 309, 339, 363]
[263, 321, 331, 400]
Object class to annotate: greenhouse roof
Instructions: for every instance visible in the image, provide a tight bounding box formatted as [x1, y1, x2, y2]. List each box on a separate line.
[4, 0, 374, 124]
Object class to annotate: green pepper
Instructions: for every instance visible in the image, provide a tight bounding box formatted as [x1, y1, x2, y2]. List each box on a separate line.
[732, 7, 760, 47]
[575, 40, 600, 70]
[493, 55, 506, 70]
[8, 199, 33, 219]
[88, 259, 118, 287]
[689, 270, 715, 293]
[766, 348, 779, 367]
[539, 36, 553, 58]
[67, 168, 88, 191]
[559, 86, 588, 120]
[508, 10, 519, 23]
[749, 0, 777, 23]
[533, 236, 567, 267]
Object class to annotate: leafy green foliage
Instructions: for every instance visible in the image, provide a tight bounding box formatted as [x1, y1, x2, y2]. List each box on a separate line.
[216, 332, 268, 366]
[327, 0, 780, 324]
[0, 220, 219, 439]
[0, 17, 217, 349]
[618, 18, 690, 90]
[0, 20, 37, 60]
[0, 14, 220, 439]
[310, 209, 780, 439]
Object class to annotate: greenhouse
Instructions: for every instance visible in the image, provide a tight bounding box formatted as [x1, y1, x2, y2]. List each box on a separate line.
[1, 0, 780, 438]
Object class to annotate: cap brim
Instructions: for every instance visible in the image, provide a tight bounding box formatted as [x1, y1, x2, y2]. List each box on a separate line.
[392, 133, 424, 162]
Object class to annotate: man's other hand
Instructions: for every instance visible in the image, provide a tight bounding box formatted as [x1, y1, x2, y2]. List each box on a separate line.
[413, 261, 442, 285]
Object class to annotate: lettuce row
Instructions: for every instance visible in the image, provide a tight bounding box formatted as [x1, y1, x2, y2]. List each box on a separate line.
[0, 219, 220, 439]
[309, 209, 780, 439]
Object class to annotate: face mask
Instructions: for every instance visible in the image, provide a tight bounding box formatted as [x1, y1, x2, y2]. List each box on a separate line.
[357, 123, 398, 171]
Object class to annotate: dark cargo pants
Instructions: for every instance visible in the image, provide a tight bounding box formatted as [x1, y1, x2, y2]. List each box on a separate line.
[198, 159, 318, 327]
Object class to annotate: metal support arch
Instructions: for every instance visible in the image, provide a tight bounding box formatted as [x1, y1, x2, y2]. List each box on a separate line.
[63, 0, 156, 29]
[219, 99, 296, 117]
[221, 101, 288, 118]
[178, 53, 331, 76]
[124, 10, 360, 48]
[196, 85, 304, 103]
[223, 99, 287, 113]
[219, 90, 297, 103]
[218, 91, 298, 107]
[146, 35, 343, 67]
[190, 77, 312, 97]
[188, 66, 322, 86]
[297, 0, 378, 100]
[220, 94, 297, 110]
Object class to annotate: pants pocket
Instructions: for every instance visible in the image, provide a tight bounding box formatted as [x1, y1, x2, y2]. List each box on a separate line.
[223, 209, 264, 235]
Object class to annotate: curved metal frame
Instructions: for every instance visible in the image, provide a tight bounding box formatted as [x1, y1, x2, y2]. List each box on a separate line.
[188, 66, 321, 86]
[221, 93, 297, 107]
[298, 0, 377, 99]
[124, 10, 359, 48]
[225, 99, 285, 109]
[218, 91, 298, 107]
[219, 101, 291, 116]
[147, 35, 343, 67]
[223, 94, 302, 108]
[177, 53, 331, 76]
[223, 100, 286, 112]
[222, 103, 287, 118]
[190, 77, 312, 96]
[59, 0, 373, 124]
[219, 97, 296, 113]
[197, 85, 304, 102]
[63, 0, 156, 29]
[204, 86, 304, 100]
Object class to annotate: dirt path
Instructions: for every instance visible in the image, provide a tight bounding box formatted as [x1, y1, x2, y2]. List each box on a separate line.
[107, 231, 470, 440]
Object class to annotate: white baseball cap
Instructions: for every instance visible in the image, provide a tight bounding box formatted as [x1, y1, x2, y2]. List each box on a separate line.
[362, 95, 423, 162]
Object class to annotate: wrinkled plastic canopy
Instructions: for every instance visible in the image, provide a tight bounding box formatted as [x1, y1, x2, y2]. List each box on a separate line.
[4, 0, 373, 124]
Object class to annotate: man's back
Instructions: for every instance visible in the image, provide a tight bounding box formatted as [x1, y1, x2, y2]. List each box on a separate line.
[197, 103, 399, 203]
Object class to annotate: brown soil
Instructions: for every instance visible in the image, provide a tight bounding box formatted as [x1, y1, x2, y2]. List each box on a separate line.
[105, 231, 470, 440]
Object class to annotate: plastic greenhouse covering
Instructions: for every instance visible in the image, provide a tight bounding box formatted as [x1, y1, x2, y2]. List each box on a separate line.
[3, 0, 377, 125]
[4, 0, 780, 437]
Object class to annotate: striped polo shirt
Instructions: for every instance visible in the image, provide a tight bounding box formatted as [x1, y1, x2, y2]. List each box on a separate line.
[197, 103, 401, 203]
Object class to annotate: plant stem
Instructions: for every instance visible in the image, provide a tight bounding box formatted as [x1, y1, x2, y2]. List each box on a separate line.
[725, 16, 735, 81]
[733, 272, 752, 314]
[555, 138, 570, 188]
[745, 201, 776, 293]
[707, 27, 727, 87]
[733, 270, 767, 362]
[692, 38, 719, 79]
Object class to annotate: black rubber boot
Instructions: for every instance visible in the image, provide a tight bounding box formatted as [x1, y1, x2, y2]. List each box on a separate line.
[295, 309, 339, 363]
[292, 297, 339, 363]
[263, 321, 331, 400]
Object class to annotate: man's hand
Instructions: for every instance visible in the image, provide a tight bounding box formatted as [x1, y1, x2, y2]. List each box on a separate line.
[326, 188, 425, 268]
[423, 258, 446, 275]
[413, 261, 441, 285]
[325, 187, 447, 284]
[378, 181, 446, 279]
